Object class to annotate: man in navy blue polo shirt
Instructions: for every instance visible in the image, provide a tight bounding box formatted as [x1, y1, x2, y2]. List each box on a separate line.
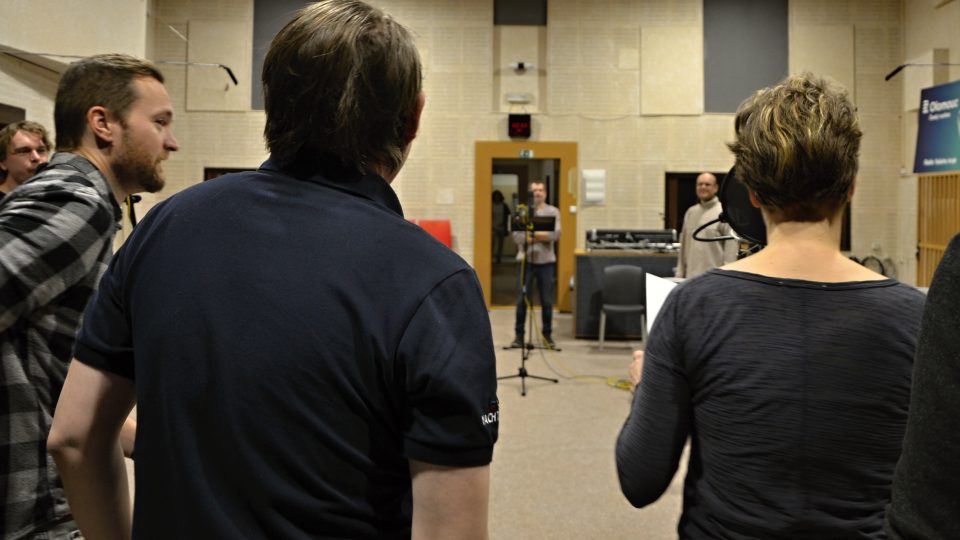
[47, 2, 499, 538]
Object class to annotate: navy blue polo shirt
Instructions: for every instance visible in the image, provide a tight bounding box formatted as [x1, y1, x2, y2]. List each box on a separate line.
[74, 159, 499, 539]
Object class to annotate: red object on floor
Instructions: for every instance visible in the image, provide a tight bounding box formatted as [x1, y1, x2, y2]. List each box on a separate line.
[413, 219, 452, 248]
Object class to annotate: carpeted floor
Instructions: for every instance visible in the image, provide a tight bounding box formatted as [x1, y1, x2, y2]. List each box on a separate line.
[487, 308, 685, 539]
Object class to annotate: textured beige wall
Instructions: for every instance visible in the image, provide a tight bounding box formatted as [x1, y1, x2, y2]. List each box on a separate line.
[140, 0, 267, 220]
[790, 25, 856, 98]
[0, 0, 147, 58]
[0, 0, 928, 282]
[785, 0, 907, 278]
[0, 56, 58, 132]
[0, 0, 149, 142]
[139, 0, 908, 273]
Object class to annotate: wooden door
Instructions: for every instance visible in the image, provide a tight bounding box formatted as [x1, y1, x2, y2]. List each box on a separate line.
[475, 141, 578, 311]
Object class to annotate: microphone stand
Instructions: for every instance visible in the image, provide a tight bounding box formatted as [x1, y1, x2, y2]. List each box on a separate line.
[500, 207, 559, 396]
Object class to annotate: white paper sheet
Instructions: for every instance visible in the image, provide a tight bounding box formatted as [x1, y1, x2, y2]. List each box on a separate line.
[645, 274, 680, 333]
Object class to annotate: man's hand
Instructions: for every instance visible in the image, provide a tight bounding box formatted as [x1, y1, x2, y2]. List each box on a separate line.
[628, 350, 645, 391]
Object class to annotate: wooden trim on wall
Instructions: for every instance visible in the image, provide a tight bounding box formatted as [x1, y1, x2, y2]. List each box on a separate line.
[918, 172, 960, 286]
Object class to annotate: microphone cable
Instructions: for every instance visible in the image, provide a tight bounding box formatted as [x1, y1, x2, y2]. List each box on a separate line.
[691, 217, 736, 242]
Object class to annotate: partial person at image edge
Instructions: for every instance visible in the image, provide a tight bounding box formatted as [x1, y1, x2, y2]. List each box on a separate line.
[1, 54, 176, 539]
[885, 232, 960, 540]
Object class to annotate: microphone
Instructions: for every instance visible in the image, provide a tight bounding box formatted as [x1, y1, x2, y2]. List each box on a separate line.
[512, 192, 527, 230]
[884, 63, 960, 81]
[884, 64, 906, 81]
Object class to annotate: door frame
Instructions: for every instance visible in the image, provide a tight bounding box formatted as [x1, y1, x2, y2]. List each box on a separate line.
[474, 141, 578, 311]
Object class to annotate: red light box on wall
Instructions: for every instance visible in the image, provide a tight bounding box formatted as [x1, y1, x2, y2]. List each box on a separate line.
[508, 114, 531, 139]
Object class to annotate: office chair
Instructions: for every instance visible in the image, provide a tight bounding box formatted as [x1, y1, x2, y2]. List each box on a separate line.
[599, 265, 646, 350]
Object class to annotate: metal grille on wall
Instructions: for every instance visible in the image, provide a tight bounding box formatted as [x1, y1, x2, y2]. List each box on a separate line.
[918, 172, 960, 286]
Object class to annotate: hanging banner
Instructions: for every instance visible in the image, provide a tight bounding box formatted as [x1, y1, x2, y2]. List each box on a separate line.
[915, 79, 960, 173]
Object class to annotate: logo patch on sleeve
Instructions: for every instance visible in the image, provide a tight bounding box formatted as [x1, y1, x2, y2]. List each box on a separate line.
[481, 399, 499, 425]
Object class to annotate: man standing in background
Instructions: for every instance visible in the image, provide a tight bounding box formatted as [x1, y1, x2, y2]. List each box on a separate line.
[675, 172, 738, 278]
[0, 53, 177, 539]
[0, 121, 51, 195]
[512, 179, 561, 349]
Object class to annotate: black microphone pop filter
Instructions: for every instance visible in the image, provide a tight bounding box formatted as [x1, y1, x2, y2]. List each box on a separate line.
[719, 165, 766, 246]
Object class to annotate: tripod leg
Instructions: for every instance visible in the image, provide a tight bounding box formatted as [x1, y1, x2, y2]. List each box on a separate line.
[599, 311, 606, 350]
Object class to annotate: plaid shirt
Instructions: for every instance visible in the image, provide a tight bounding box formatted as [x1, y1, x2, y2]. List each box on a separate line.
[0, 153, 120, 538]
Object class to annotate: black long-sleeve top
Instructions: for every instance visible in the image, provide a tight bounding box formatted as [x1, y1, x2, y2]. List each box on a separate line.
[617, 269, 925, 539]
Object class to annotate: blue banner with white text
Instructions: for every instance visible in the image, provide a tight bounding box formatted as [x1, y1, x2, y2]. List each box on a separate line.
[915, 79, 960, 174]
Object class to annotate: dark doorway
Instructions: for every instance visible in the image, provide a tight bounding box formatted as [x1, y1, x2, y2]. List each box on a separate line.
[664, 171, 726, 235]
[490, 158, 559, 306]
[0, 104, 26, 130]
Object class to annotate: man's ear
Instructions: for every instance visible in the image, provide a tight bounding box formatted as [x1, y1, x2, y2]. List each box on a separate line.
[403, 93, 425, 144]
[87, 106, 116, 146]
[748, 190, 762, 208]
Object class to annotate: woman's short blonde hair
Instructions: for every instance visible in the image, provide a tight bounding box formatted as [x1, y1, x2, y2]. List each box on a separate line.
[727, 73, 861, 223]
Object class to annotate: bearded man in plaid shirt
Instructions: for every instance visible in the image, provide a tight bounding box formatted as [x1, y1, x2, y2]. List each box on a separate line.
[0, 54, 178, 539]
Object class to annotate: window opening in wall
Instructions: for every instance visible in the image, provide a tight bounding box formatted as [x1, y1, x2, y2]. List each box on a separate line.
[703, 0, 788, 113]
[0, 103, 26, 129]
[251, 0, 310, 110]
[664, 171, 723, 235]
[494, 0, 547, 26]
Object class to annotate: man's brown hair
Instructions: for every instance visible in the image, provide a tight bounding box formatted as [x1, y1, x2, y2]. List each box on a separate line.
[54, 54, 165, 150]
[262, 0, 422, 176]
[727, 73, 862, 223]
[0, 121, 51, 167]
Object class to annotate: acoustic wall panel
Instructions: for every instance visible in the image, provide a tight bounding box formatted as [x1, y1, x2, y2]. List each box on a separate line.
[704, 0, 788, 113]
[641, 26, 703, 115]
[790, 25, 855, 100]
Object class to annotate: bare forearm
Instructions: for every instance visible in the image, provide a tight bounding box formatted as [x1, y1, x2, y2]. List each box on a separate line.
[120, 417, 137, 459]
[48, 361, 136, 539]
[52, 442, 131, 540]
[411, 461, 490, 540]
[533, 231, 555, 243]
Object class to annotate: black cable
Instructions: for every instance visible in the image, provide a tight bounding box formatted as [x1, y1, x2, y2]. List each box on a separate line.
[692, 217, 736, 242]
[126, 195, 142, 228]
